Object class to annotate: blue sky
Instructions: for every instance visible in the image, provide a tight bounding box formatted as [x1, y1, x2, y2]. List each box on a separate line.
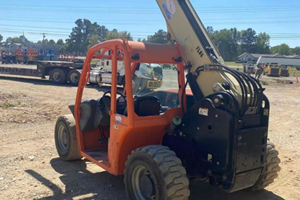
[0, 0, 299, 47]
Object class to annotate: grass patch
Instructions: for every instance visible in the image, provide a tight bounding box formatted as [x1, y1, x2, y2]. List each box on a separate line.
[3, 102, 11, 108]
[90, 59, 98, 65]
[1, 101, 19, 108]
[225, 62, 243, 67]
[290, 69, 300, 76]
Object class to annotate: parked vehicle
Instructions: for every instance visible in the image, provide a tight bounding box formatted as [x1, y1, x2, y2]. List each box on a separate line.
[1, 51, 17, 64]
[90, 59, 163, 93]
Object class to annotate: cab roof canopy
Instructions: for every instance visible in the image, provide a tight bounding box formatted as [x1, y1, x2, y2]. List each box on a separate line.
[93, 39, 183, 64]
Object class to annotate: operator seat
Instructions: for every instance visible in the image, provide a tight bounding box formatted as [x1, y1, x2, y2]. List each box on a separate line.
[134, 96, 161, 116]
[78, 100, 101, 131]
[69, 99, 110, 132]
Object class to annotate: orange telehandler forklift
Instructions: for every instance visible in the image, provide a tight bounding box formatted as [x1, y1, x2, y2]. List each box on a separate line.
[55, 0, 280, 199]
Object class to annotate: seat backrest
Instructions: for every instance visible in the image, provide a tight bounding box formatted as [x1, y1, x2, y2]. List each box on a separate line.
[78, 100, 99, 131]
[70, 99, 109, 132]
[134, 96, 161, 116]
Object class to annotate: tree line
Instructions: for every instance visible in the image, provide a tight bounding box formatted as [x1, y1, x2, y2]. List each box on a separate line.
[207, 27, 300, 61]
[0, 18, 299, 61]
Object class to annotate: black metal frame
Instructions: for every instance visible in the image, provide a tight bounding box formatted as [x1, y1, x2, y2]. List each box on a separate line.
[163, 90, 270, 192]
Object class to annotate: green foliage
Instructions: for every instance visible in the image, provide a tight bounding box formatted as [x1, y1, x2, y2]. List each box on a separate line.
[63, 18, 134, 54]
[146, 30, 168, 44]
[88, 34, 99, 48]
[56, 39, 64, 45]
[36, 39, 64, 45]
[240, 28, 257, 53]
[3, 102, 11, 108]
[207, 26, 214, 34]
[5, 37, 21, 45]
[2, 18, 289, 58]
[270, 43, 292, 55]
[292, 47, 300, 55]
[104, 30, 119, 40]
[66, 19, 109, 54]
[256, 33, 271, 54]
[210, 28, 239, 61]
[289, 67, 300, 76]
[225, 62, 243, 67]
[208, 27, 271, 61]
[119, 31, 133, 40]
[104, 30, 132, 41]
[5, 35, 30, 45]
[48, 39, 56, 45]
[0, 34, 3, 45]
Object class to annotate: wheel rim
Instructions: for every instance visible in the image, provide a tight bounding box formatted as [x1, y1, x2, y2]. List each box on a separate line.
[70, 72, 79, 83]
[57, 124, 69, 153]
[132, 165, 157, 200]
[53, 71, 62, 82]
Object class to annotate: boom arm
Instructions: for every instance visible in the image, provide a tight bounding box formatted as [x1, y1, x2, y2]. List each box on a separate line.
[156, 0, 224, 66]
[156, 0, 263, 114]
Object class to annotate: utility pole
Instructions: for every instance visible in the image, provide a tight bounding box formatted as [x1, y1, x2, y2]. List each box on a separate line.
[41, 33, 47, 55]
[22, 31, 25, 44]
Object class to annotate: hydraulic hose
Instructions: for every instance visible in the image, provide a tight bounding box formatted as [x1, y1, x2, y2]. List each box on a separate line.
[194, 64, 263, 116]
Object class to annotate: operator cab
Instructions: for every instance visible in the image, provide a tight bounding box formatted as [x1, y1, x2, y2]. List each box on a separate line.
[60, 40, 187, 174]
[70, 62, 184, 131]
[69, 51, 200, 133]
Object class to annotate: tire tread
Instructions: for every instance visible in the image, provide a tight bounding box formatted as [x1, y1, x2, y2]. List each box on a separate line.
[125, 145, 190, 200]
[250, 141, 281, 191]
[55, 114, 81, 161]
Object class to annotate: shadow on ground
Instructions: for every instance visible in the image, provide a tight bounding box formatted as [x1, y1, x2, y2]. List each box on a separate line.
[25, 158, 285, 200]
[26, 158, 126, 200]
[189, 180, 284, 200]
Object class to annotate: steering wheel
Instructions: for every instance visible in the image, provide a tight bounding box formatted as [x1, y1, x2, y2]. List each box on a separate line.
[101, 90, 127, 111]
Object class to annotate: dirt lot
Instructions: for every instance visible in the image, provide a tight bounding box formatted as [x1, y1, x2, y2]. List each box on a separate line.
[0, 74, 300, 200]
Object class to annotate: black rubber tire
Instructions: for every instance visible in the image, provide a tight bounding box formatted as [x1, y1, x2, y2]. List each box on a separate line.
[124, 145, 190, 200]
[67, 69, 81, 86]
[250, 141, 281, 191]
[54, 114, 81, 161]
[50, 68, 67, 84]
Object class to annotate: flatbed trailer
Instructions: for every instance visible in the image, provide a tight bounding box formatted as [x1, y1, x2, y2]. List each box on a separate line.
[0, 60, 164, 93]
[0, 61, 83, 85]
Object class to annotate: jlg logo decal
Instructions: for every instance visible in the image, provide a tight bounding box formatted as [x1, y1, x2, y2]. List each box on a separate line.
[166, 0, 176, 15]
[163, 0, 176, 20]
